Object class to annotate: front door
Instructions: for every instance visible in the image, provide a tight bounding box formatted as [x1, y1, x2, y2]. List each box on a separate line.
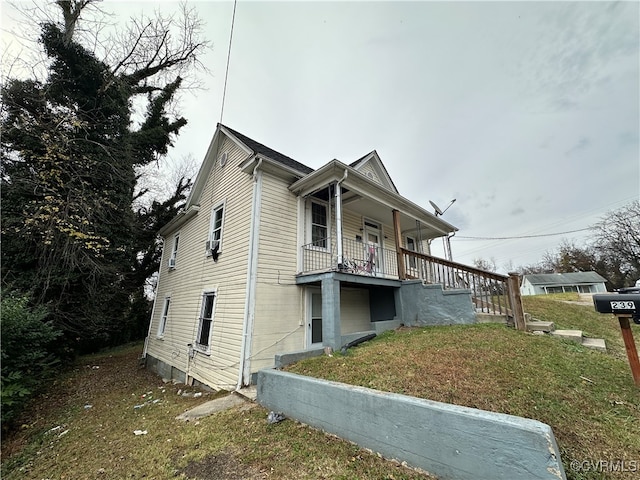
[363, 220, 382, 276]
[307, 289, 323, 348]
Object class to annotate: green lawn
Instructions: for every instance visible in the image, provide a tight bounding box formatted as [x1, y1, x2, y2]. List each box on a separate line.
[286, 294, 640, 480]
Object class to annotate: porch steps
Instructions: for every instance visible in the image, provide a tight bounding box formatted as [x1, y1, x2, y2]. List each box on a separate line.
[476, 313, 509, 324]
[581, 338, 607, 352]
[530, 321, 606, 352]
[550, 329, 583, 342]
[526, 321, 555, 332]
[479, 311, 607, 352]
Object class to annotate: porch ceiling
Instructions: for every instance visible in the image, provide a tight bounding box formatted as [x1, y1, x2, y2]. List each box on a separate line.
[343, 194, 448, 239]
[291, 160, 457, 240]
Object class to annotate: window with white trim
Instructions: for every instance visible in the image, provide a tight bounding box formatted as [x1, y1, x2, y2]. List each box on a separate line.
[208, 202, 225, 255]
[157, 297, 170, 337]
[196, 291, 216, 350]
[168, 234, 179, 268]
[310, 201, 328, 248]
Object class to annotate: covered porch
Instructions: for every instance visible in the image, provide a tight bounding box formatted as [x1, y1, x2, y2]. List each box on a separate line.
[290, 160, 528, 350]
[290, 159, 460, 350]
[291, 159, 457, 281]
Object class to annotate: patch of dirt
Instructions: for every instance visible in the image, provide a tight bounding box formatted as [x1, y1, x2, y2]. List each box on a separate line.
[1, 344, 205, 459]
[178, 450, 269, 480]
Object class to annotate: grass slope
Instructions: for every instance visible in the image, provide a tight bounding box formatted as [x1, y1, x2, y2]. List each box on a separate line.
[1, 345, 434, 480]
[286, 295, 640, 480]
[2, 294, 638, 479]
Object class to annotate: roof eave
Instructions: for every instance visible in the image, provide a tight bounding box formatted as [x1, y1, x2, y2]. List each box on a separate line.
[290, 160, 457, 235]
[240, 154, 309, 179]
[158, 205, 200, 237]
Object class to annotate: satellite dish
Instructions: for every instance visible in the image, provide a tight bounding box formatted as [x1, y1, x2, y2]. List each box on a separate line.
[429, 200, 444, 216]
[429, 199, 456, 216]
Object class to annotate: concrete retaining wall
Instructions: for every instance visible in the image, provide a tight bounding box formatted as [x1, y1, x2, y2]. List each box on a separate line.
[399, 281, 476, 326]
[274, 348, 324, 369]
[257, 369, 566, 480]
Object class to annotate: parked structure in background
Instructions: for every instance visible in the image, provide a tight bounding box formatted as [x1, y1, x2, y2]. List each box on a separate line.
[520, 272, 608, 296]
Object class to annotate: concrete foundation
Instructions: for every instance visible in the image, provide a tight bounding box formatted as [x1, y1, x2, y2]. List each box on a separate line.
[145, 354, 187, 384]
[399, 281, 476, 326]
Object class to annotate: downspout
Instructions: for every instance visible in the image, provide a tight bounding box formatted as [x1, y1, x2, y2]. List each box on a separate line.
[237, 157, 263, 390]
[335, 170, 348, 267]
[446, 231, 455, 261]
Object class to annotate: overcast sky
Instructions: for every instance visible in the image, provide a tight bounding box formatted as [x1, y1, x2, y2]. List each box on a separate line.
[2, 1, 639, 272]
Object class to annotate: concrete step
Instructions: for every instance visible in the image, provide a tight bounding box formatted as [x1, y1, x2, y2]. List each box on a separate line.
[581, 338, 607, 352]
[526, 321, 555, 333]
[550, 329, 583, 343]
[476, 313, 509, 324]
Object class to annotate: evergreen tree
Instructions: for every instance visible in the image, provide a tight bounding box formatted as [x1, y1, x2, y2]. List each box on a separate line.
[1, 1, 205, 351]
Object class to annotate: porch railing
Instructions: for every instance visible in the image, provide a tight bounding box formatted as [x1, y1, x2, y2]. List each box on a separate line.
[299, 241, 526, 330]
[400, 248, 526, 330]
[301, 237, 398, 278]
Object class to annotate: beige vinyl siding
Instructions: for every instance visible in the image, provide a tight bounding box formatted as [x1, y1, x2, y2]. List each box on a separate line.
[146, 135, 253, 390]
[340, 288, 371, 334]
[250, 172, 305, 372]
[357, 162, 381, 185]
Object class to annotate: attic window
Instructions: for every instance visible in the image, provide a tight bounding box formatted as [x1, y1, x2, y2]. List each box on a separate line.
[219, 151, 228, 167]
[366, 171, 374, 179]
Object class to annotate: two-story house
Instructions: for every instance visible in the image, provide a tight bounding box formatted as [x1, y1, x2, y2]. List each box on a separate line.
[143, 124, 465, 391]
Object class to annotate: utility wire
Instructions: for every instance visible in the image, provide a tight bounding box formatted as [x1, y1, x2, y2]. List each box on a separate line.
[455, 227, 593, 241]
[219, 0, 238, 124]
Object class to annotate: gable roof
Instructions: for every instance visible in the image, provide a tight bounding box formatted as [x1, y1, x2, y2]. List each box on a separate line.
[221, 125, 313, 175]
[523, 272, 608, 286]
[184, 124, 313, 211]
[348, 150, 399, 194]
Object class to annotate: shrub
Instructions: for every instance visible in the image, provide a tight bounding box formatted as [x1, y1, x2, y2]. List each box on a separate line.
[1, 295, 62, 426]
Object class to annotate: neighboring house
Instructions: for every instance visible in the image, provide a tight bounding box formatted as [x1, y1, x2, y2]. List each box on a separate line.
[520, 272, 608, 296]
[143, 124, 460, 391]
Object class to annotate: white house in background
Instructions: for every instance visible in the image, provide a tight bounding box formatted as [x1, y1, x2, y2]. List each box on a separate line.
[142, 124, 460, 391]
[520, 272, 608, 296]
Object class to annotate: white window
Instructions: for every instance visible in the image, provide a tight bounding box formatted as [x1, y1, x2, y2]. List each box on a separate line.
[168, 234, 179, 268]
[157, 297, 170, 337]
[208, 202, 225, 254]
[196, 291, 216, 351]
[310, 201, 328, 248]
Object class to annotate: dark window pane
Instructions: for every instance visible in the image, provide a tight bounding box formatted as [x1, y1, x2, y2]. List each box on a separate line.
[311, 318, 323, 344]
[198, 319, 212, 346]
[312, 225, 327, 246]
[312, 203, 326, 225]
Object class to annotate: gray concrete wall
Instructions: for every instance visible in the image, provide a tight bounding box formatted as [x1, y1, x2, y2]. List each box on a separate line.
[371, 318, 402, 333]
[257, 369, 566, 480]
[399, 281, 476, 326]
[145, 354, 187, 384]
[274, 348, 324, 369]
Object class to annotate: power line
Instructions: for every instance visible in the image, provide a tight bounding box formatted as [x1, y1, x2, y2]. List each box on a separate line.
[455, 227, 594, 241]
[219, 0, 238, 124]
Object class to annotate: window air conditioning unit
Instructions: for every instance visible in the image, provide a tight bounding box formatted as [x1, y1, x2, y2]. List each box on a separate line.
[168, 257, 176, 268]
[205, 239, 219, 252]
[205, 239, 220, 261]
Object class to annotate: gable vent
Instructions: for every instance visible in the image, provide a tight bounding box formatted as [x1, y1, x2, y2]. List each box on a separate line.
[219, 151, 228, 167]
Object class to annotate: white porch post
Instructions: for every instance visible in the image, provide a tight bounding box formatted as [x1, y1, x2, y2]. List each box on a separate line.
[335, 180, 344, 267]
